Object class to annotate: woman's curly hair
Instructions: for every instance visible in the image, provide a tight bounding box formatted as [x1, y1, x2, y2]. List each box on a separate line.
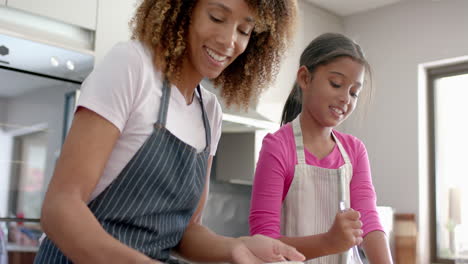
[130, 0, 297, 107]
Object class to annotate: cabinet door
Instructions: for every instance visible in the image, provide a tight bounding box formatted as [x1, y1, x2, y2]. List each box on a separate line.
[94, 0, 138, 64]
[7, 0, 97, 30]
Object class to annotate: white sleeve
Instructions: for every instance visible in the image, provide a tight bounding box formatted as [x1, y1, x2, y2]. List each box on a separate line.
[77, 42, 142, 132]
[209, 98, 223, 156]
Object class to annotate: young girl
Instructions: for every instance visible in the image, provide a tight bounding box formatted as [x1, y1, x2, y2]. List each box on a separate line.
[249, 33, 393, 263]
[33, 0, 305, 263]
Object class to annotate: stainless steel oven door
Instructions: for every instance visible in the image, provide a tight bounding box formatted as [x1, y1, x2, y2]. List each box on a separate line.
[0, 32, 93, 253]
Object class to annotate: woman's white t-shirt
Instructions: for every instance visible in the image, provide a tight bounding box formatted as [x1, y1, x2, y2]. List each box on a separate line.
[77, 41, 223, 201]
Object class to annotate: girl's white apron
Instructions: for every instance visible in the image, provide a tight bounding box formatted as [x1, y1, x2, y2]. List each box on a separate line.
[281, 116, 353, 264]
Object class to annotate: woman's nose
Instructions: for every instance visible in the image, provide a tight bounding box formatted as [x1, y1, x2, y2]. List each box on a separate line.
[216, 25, 236, 50]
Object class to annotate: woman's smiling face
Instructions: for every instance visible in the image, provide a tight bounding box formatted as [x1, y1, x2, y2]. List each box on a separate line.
[187, 0, 255, 79]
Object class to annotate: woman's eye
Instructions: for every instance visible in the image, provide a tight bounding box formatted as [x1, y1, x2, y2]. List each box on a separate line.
[209, 15, 223, 23]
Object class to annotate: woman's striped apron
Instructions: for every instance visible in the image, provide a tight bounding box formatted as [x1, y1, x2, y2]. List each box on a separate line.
[34, 79, 210, 263]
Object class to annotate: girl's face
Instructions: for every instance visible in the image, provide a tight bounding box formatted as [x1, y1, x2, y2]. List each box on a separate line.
[187, 0, 255, 79]
[301, 57, 365, 128]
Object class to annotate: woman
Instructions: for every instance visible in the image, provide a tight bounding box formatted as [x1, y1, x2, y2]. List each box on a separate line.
[34, 0, 304, 263]
[249, 33, 393, 263]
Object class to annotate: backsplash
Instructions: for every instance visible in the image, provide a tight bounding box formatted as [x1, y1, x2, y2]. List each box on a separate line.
[202, 178, 252, 238]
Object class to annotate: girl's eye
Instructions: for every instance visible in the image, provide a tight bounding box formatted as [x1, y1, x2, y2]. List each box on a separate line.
[330, 81, 341, 88]
[238, 29, 250, 36]
[209, 15, 223, 23]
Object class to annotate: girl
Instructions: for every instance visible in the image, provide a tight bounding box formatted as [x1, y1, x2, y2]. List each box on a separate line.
[249, 33, 393, 263]
[33, 0, 305, 263]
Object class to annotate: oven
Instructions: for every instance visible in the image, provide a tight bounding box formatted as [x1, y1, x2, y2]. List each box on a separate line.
[0, 32, 93, 260]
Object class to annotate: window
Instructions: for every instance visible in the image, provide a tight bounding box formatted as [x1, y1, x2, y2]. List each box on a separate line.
[9, 130, 48, 219]
[429, 63, 468, 263]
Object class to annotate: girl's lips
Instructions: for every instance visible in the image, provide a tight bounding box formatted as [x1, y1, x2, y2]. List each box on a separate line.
[330, 106, 344, 119]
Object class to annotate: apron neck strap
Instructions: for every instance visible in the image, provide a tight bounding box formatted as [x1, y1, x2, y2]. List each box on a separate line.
[197, 85, 211, 150]
[331, 131, 351, 165]
[156, 79, 211, 149]
[157, 79, 171, 126]
[292, 116, 306, 164]
[292, 115, 351, 165]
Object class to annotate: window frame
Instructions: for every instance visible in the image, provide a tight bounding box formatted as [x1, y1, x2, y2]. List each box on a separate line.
[428, 62, 468, 264]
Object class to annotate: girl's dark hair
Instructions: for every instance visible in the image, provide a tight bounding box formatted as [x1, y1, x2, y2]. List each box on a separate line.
[280, 33, 372, 126]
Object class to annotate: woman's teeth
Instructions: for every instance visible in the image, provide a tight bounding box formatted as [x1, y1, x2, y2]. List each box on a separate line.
[206, 48, 227, 62]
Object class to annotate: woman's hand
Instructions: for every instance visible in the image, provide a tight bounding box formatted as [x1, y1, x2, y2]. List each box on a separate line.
[325, 209, 363, 253]
[231, 234, 305, 264]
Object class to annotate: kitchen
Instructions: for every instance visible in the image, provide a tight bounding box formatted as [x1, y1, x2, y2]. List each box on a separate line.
[1, 0, 468, 263]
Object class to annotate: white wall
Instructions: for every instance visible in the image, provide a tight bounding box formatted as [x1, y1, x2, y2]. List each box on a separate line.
[342, 0, 468, 262]
[257, 0, 344, 123]
[94, 0, 137, 64]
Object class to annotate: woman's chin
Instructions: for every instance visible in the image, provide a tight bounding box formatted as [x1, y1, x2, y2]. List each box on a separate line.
[203, 70, 223, 80]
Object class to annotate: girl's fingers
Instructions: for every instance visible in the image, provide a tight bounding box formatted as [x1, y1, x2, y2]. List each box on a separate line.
[351, 220, 363, 229]
[355, 236, 363, 245]
[352, 229, 364, 237]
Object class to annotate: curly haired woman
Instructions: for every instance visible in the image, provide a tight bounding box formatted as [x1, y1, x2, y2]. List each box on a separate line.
[33, 0, 304, 263]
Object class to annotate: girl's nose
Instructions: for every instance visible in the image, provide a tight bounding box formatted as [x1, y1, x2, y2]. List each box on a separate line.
[340, 89, 352, 104]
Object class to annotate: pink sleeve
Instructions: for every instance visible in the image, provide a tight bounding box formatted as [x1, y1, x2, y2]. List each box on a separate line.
[249, 133, 291, 238]
[349, 140, 385, 237]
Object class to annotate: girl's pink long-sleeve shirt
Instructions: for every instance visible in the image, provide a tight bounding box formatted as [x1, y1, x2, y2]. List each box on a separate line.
[249, 123, 384, 238]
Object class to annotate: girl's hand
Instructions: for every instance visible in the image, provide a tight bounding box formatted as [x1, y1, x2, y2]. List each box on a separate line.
[325, 209, 363, 253]
[231, 234, 305, 264]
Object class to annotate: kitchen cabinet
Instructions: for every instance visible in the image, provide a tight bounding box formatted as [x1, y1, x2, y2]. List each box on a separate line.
[0, 0, 5, 6]
[215, 130, 269, 185]
[8, 251, 36, 264]
[7, 0, 97, 30]
[94, 0, 138, 64]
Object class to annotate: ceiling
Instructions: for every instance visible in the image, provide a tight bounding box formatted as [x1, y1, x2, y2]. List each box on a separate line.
[305, 0, 404, 16]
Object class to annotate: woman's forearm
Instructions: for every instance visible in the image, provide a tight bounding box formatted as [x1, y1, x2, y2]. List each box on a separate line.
[362, 230, 393, 264]
[176, 223, 238, 262]
[41, 193, 154, 264]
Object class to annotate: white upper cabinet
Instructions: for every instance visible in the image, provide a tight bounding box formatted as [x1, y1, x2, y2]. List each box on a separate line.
[0, 0, 6, 6]
[7, 0, 97, 30]
[94, 0, 137, 64]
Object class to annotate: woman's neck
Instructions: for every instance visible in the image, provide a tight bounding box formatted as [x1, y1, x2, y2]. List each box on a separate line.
[173, 58, 203, 105]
